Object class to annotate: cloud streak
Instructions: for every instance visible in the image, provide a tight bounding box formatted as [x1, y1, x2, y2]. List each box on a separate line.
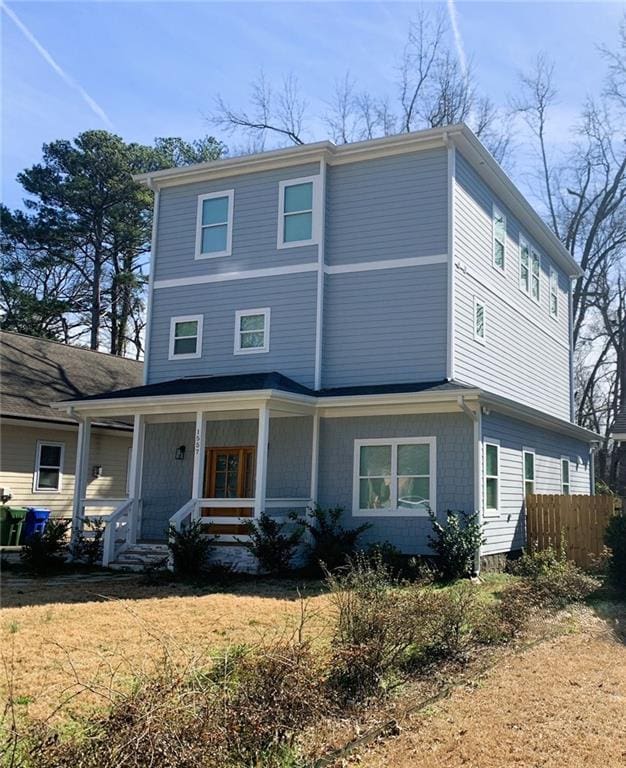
[1, 1, 113, 128]
[447, 0, 468, 80]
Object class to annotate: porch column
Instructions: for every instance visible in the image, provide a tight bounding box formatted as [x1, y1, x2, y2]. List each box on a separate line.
[310, 412, 320, 506]
[191, 412, 207, 517]
[71, 416, 91, 544]
[254, 404, 270, 517]
[127, 414, 145, 545]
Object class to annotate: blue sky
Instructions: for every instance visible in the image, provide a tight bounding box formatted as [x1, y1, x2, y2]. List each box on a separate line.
[1, 1, 623, 209]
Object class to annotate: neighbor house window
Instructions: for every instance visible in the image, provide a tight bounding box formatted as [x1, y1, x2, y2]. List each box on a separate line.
[234, 308, 270, 354]
[195, 190, 234, 259]
[353, 437, 436, 516]
[519, 237, 530, 294]
[523, 449, 535, 496]
[34, 441, 64, 492]
[550, 268, 559, 318]
[531, 249, 541, 301]
[277, 177, 319, 248]
[561, 457, 571, 495]
[484, 441, 500, 515]
[493, 205, 506, 271]
[169, 315, 203, 360]
[474, 297, 486, 344]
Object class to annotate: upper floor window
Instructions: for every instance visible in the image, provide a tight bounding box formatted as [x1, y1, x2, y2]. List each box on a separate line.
[277, 176, 319, 248]
[550, 268, 559, 318]
[530, 248, 541, 302]
[34, 441, 64, 492]
[523, 449, 535, 496]
[169, 315, 203, 360]
[561, 457, 571, 495]
[474, 297, 486, 344]
[353, 437, 436, 517]
[519, 236, 541, 302]
[234, 308, 270, 354]
[484, 441, 500, 516]
[492, 205, 506, 272]
[195, 190, 234, 259]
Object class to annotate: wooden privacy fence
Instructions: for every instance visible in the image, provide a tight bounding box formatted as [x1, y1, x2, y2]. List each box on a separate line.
[525, 494, 622, 568]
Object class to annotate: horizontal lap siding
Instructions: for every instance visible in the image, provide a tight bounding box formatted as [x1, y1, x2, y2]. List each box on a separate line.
[454, 151, 571, 420]
[318, 413, 474, 554]
[481, 411, 591, 555]
[326, 149, 448, 265]
[148, 272, 317, 386]
[322, 265, 448, 387]
[155, 163, 320, 282]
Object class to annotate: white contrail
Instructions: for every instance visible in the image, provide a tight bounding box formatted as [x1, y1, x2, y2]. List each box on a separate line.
[447, 0, 468, 80]
[1, 1, 114, 128]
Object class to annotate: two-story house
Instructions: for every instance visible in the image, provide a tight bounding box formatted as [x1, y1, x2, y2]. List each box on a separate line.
[54, 123, 599, 570]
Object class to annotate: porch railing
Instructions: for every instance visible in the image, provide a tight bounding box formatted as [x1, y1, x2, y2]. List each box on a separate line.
[101, 499, 134, 567]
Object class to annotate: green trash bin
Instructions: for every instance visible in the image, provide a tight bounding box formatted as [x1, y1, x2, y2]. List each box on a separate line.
[0, 506, 9, 546]
[3, 507, 28, 546]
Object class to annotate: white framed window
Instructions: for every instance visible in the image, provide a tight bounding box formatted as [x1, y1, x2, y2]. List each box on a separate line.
[530, 248, 541, 302]
[234, 308, 270, 354]
[484, 440, 500, 516]
[550, 268, 559, 318]
[277, 176, 320, 249]
[195, 190, 234, 259]
[519, 236, 530, 294]
[523, 448, 535, 497]
[561, 457, 571, 495]
[168, 315, 203, 360]
[492, 205, 506, 272]
[33, 441, 64, 492]
[352, 437, 436, 517]
[473, 297, 486, 344]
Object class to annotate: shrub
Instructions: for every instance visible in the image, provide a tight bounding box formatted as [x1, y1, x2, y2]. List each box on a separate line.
[475, 582, 535, 643]
[20, 519, 70, 575]
[604, 513, 626, 592]
[72, 516, 105, 567]
[360, 541, 418, 580]
[242, 513, 303, 575]
[427, 509, 485, 581]
[167, 520, 215, 580]
[293, 505, 371, 574]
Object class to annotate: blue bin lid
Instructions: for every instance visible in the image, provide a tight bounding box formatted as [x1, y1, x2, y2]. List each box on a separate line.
[26, 507, 51, 516]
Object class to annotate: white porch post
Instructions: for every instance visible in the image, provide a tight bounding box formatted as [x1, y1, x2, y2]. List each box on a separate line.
[254, 404, 270, 517]
[71, 416, 91, 544]
[127, 414, 145, 545]
[191, 412, 207, 520]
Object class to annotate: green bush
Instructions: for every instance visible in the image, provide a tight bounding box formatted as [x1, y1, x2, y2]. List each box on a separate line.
[604, 513, 626, 592]
[242, 513, 303, 575]
[427, 509, 485, 581]
[360, 541, 421, 580]
[293, 506, 371, 574]
[72, 517, 105, 567]
[20, 519, 70, 575]
[167, 520, 215, 580]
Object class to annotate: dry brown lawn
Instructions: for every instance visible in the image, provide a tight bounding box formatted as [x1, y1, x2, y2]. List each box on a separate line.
[0, 571, 330, 722]
[361, 606, 626, 768]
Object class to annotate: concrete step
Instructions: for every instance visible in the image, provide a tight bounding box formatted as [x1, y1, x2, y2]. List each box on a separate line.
[109, 543, 169, 571]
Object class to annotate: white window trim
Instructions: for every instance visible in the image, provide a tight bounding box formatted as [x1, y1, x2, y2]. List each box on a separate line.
[530, 247, 541, 304]
[195, 189, 234, 260]
[561, 456, 571, 495]
[33, 440, 65, 493]
[549, 267, 559, 319]
[168, 314, 203, 360]
[519, 234, 530, 296]
[277, 175, 321, 249]
[352, 436, 436, 517]
[492, 204, 506, 274]
[234, 307, 271, 355]
[473, 296, 487, 345]
[522, 447, 536, 497]
[483, 439, 500, 518]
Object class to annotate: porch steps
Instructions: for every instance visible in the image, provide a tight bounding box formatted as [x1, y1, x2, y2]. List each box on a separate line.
[109, 543, 169, 571]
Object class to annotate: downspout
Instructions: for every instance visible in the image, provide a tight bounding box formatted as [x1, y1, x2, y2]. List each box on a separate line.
[568, 277, 575, 423]
[314, 157, 327, 391]
[589, 442, 598, 496]
[458, 396, 482, 576]
[143, 181, 160, 385]
[446, 134, 456, 382]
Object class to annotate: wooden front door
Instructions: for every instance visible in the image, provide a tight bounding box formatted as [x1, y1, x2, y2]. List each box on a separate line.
[202, 447, 256, 527]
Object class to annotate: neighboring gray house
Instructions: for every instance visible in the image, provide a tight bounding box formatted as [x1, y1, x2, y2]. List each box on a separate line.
[54, 124, 598, 570]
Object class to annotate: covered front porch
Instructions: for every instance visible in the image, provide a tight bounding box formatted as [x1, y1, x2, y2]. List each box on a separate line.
[62, 382, 318, 567]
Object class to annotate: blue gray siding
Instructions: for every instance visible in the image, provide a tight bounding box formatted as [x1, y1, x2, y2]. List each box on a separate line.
[481, 411, 591, 555]
[453, 150, 572, 420]
[325, 149, 448, 266]
[318, 413, 475, 554]
[147, 272, 317, 386]
[154, 163, 320, 283]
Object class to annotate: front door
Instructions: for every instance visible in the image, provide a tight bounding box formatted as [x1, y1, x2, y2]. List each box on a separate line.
[202, 447, 256, 527]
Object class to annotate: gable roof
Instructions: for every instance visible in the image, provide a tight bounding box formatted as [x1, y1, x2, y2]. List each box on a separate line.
[0, 331, 143, 425]
[611, 411, 626, 438]
[135, 123, 582, 279]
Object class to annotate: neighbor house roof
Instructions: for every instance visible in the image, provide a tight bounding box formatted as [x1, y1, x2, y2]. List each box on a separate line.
[135, 123, 582, 279]
[0, 330, 143, 427]
[611, 411, 626, 439]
